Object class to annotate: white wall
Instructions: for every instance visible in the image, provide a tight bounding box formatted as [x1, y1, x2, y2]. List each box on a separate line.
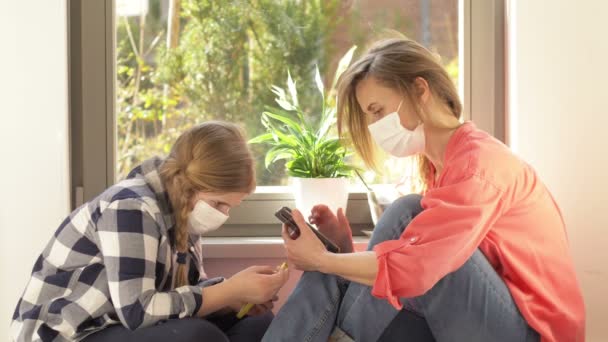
[509, 1, 608, 341]
[0, 1, 70, 340]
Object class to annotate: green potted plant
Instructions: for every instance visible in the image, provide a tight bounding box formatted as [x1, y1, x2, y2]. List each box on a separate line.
[249, 47, 357, 218]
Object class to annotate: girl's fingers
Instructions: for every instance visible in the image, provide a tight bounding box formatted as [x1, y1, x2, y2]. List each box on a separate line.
[247, 265, 276, 274]
[262, 301, 273, 311]
[248, 305, 262, 316]
[267, 266, 289, 289]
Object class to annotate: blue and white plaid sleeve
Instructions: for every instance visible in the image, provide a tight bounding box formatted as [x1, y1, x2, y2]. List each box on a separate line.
[96, 199, 203, 330]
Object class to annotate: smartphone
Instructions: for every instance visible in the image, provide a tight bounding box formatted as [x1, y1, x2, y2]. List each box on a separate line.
[274, 206, 340, 253]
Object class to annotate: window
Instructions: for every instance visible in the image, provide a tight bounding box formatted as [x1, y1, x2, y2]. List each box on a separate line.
[114, 0, 458, 188]
[70, 0, 505, 236]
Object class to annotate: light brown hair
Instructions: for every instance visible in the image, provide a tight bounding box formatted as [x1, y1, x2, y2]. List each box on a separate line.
[160, 121, 255, 288]
[337, 37, 462, 190]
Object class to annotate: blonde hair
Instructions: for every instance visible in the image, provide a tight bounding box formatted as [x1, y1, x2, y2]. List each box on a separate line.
[160, 121, 255, 288]
[337, 37, 462, 191]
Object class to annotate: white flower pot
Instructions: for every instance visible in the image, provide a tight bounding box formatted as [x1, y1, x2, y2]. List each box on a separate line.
[291, 177, 349, 219]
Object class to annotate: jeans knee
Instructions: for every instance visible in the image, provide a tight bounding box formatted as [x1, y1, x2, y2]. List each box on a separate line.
[368, 194, 423, 249]
[387, 194, 424, 218]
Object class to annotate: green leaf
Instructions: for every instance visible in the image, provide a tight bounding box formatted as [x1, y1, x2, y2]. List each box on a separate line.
[270, 85, 287, 100]
[331, 45, 357, 90]
[317, 107, 337, 140]
[314, 65, 324, 95]
[287, 168, 311, 178]
[317, 137, 341, 152]
[262, 111, 302, 135]
[266, 104, 309, 133]
[275, 98, 295, 111]
[286, 70, 299, 108]
[248, 133, 274, 144]
[265, 146, 294, 168]
[294, 156, 312, 174]
[261, 115, 290, 144]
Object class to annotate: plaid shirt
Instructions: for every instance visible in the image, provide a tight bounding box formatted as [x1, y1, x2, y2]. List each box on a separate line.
[11, 157, 213, 341]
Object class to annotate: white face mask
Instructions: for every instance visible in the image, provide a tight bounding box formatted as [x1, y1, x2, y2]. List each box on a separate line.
[188, 200, 229, 235]
[367, 101, 425, 157]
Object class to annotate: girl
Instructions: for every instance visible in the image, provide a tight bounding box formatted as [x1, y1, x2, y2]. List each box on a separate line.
[263, 38, 585, 342]
[12, 122, 289, 342]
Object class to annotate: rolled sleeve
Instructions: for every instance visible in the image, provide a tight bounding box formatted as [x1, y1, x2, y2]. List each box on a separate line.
[174, 285, 203, 318]
[371, 174, 504, 309]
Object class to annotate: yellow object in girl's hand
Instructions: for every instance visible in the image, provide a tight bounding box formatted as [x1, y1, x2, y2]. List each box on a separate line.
[235, 303, 254, 320]
[236, 262, 288, 319]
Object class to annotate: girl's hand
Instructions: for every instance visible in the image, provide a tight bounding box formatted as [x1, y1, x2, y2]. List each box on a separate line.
[227, 295, 278, 317]
[246, 299, 275, 316]
[309, 205, 354, 253]
[226, 265, 289, 305]
[282, 209, 330, 271]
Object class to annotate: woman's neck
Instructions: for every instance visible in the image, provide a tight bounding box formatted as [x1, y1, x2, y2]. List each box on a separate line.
[422, 114, 461, 175]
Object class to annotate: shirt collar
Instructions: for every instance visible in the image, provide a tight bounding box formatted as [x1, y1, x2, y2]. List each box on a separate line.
[127, 157, 176, 230]
[444, 121, 476, 164]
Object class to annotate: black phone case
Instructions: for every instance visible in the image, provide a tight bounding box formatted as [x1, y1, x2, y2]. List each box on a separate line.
[275, 206, 341, 253]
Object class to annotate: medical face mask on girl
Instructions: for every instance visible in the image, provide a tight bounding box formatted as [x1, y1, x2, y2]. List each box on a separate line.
[188, 200, 229, 235]
[367, 100, 425, 157]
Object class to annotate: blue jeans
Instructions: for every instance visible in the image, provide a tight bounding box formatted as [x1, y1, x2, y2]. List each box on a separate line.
[263, 194, 540, 342]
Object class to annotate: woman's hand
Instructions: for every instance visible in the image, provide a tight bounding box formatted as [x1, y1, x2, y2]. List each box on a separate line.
[225, 265, 289, 306]
[282, 209, 331, 271]
[309, 205, 354, 253]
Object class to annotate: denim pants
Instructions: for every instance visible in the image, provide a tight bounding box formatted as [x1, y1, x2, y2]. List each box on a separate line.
[263, 194, 540, 342]
[83, 311, 273, 342]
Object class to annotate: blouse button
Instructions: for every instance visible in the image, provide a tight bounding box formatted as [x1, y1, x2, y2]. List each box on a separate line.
[409, 236, 419, 244]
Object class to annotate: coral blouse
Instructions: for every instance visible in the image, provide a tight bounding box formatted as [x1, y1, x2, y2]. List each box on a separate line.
[372, 122, 585, 341]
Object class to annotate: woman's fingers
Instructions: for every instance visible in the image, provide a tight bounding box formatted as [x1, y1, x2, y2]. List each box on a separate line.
[311, 204, 330, 215]
[337, 207, 349, 228]
[281, 224, 292, 242]
[291, 209, 312, 237]
[310, 205, 331, 222]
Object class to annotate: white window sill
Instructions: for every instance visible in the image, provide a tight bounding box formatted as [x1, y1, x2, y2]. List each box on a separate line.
[202, 236, 371, 259]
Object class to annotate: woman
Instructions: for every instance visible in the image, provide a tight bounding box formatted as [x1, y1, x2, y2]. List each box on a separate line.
[263, 38, 585, 342]
[12, 122, 289, 342]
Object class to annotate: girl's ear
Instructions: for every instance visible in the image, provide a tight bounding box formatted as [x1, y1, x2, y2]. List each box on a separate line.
[188, 192, 200, 211]
[414, 77, 431, 105]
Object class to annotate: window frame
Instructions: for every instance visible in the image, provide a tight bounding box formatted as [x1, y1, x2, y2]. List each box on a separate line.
[69, 0, 115, 208]
[69, 0, 506, 236]
[461, 0, 507, 141]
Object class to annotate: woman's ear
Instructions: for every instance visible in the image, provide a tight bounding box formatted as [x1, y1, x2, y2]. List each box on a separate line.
[414, 77, 431, 105]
